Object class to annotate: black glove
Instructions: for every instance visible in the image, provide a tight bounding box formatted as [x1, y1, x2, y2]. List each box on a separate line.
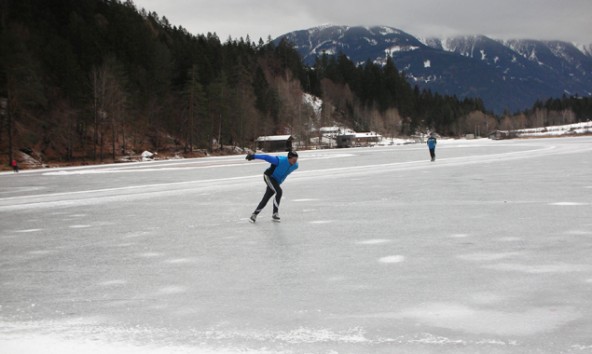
[246, 153, 254, 161]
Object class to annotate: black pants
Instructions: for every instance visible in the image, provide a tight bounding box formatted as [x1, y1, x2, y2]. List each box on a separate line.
[429, 148, 436, 160]
[254, 175, 282, 214]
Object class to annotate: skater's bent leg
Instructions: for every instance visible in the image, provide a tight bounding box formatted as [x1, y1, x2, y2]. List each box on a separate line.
[261, 175, 282, 214]
[254, 175, 279, 214]
[254, 187, 274, 214]
[272, 185, 283, 214]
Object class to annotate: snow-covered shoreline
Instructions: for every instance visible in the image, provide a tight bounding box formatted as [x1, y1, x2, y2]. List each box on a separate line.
[501, 120, 592, 138]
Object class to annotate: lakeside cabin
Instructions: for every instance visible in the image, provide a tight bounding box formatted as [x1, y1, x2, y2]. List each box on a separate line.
[255, 135, 293, 152]
[336, 132, 382, 148]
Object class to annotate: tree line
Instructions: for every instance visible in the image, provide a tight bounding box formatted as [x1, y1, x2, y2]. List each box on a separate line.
[1, 0, 591, 166]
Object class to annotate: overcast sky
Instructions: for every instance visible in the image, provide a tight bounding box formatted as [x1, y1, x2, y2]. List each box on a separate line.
[132, 0, 591, 45]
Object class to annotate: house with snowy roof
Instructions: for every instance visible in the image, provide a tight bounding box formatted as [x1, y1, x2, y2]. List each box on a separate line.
[255, 135, 293, 152]
[336, 132, 382, 148]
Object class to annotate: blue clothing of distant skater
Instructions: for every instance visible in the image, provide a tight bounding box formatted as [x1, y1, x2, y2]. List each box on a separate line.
[246, 151, 299, 222]
[427, 134, 437, 161]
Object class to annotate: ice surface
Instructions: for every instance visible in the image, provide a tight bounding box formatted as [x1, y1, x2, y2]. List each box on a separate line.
[1, 137, 592, 353]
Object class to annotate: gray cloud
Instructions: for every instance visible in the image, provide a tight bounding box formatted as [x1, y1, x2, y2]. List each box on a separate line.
[133, 0, 591, 44]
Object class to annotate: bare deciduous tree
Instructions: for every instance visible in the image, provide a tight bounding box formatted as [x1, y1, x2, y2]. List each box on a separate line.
[91, 57, 128, 161]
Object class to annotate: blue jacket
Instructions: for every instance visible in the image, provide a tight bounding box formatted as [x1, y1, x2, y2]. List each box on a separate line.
[254, 154, 298, 184]
[427, 137, 437, 149]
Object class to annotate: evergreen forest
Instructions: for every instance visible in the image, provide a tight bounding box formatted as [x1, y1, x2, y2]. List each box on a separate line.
[1, 0, 591, 167]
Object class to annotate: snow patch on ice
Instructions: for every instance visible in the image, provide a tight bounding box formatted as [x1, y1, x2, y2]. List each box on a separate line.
[309, 220, 333, 224]
[448, 233, 470, 238]
[0, 186, 45, 194]
[164, 258, 196, 264]
[276, 327, 368, 343]
[201, 326, 369, 344]
[98, 280, 127, 286]
[468, 292, 505, 305]
[64, 213, 87, 219]
[408, 334, 464, 344]
[28, 250, 55, 255]
[0, 335, 190, 354]
[0, 319, 271, 353]
[306, 153, 355, 160]
[14, 229, 42, 233]
[572, 344, 592, 350]
[565, 230, 592, 236]
[69, 224, 91, 229]
[498, 236, 522, 242]
[356, 239, 391, 245]
[124, 231, 153, 238]
[458, 252, 521, 261]
[549, 202, 588, 206]
[45, 169, 116, 175]
[116, 243, 136, 247]
[157, 286, 186, 295]
[137, 252, 163, 258]
[485, 262, 590, 274]
[394, 302, 580, 336]
[327, 276, 346, 282]
[378, 255, 405, 263]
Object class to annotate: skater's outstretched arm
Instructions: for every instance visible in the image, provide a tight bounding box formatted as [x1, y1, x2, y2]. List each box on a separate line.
[246, 153, 279, 165]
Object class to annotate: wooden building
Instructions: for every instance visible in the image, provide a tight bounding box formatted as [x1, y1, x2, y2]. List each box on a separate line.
[255, 135, 293, 152]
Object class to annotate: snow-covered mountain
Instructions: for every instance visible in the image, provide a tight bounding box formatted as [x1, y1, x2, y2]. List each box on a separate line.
[275, 26, 592, 114]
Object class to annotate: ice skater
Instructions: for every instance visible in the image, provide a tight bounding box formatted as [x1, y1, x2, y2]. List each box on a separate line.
[427, 133, 437, 161]
[246, 151, 299, 222]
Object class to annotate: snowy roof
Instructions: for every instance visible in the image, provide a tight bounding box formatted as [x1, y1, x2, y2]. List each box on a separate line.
[354, 132, 382, 138]
[320, 125, 356, 135]
[320, 126, 340, 133]
[256, 135, 292, 142]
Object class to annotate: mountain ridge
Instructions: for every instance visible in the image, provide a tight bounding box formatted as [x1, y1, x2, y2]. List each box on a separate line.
[275, 25, 592, 114]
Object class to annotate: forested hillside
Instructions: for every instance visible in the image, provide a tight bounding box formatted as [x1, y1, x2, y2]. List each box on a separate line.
[1, 0, 590, 168]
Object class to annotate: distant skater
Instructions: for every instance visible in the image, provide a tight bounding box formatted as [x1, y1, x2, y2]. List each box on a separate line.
[11, 159, 19, 173]
[427, 133, 437, 161]
[246, 151, 299, 222]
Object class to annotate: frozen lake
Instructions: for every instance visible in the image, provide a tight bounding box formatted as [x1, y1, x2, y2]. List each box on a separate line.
[1, 137, 592, 353]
